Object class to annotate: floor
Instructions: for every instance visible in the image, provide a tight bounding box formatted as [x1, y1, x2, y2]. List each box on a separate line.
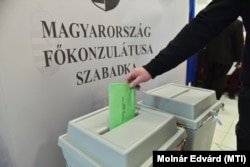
[210, 92, 239, 150]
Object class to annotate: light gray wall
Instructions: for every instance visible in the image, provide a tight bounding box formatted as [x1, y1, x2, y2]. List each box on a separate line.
[0, 1, 189, 167]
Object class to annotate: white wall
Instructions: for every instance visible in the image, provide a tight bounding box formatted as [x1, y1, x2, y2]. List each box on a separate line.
[0, 1, 189, 167]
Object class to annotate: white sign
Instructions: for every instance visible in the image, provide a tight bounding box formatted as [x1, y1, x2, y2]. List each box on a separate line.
[0, 0, 188, 167]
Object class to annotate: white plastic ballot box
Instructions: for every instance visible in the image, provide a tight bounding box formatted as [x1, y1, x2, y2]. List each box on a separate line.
[58, 106, 187, 167]
[138, 83, 222, 150]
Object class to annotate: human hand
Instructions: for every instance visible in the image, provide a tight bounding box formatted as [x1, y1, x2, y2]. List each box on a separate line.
[236, 62, 242, 69]
[125, 67, 152, 90]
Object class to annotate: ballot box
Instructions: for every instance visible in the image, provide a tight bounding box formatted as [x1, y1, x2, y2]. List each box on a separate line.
[138, 83, 222, 150]
[58, 105, 186, 167]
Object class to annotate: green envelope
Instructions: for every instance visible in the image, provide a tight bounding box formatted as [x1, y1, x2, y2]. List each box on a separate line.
[108, 83, 136, 130]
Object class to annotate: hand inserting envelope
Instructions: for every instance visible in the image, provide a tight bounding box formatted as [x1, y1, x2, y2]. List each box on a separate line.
[108, 83, 136, 130]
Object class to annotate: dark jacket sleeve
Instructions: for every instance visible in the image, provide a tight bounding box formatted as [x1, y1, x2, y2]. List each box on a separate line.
[143, 0, 241, 78]
[232, 20, 244, 63]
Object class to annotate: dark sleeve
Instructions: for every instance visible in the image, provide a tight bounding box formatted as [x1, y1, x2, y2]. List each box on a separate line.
[232, 20, 244, 63]
[143, 0, 240, 78]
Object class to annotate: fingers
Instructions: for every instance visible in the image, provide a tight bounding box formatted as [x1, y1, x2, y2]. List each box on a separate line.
[135, 85, 141, 90]
[125, 71, 135, 83]
[237, 62, 242, 68]
[125, 67, 151, 89]
[129, 76, 142, 88]
[125, 70, 140, 88]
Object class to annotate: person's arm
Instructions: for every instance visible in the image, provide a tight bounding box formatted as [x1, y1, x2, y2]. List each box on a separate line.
[126, 0, 241, 88]
[143, 0, 240, 79]
[232, 20, 244, 64]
